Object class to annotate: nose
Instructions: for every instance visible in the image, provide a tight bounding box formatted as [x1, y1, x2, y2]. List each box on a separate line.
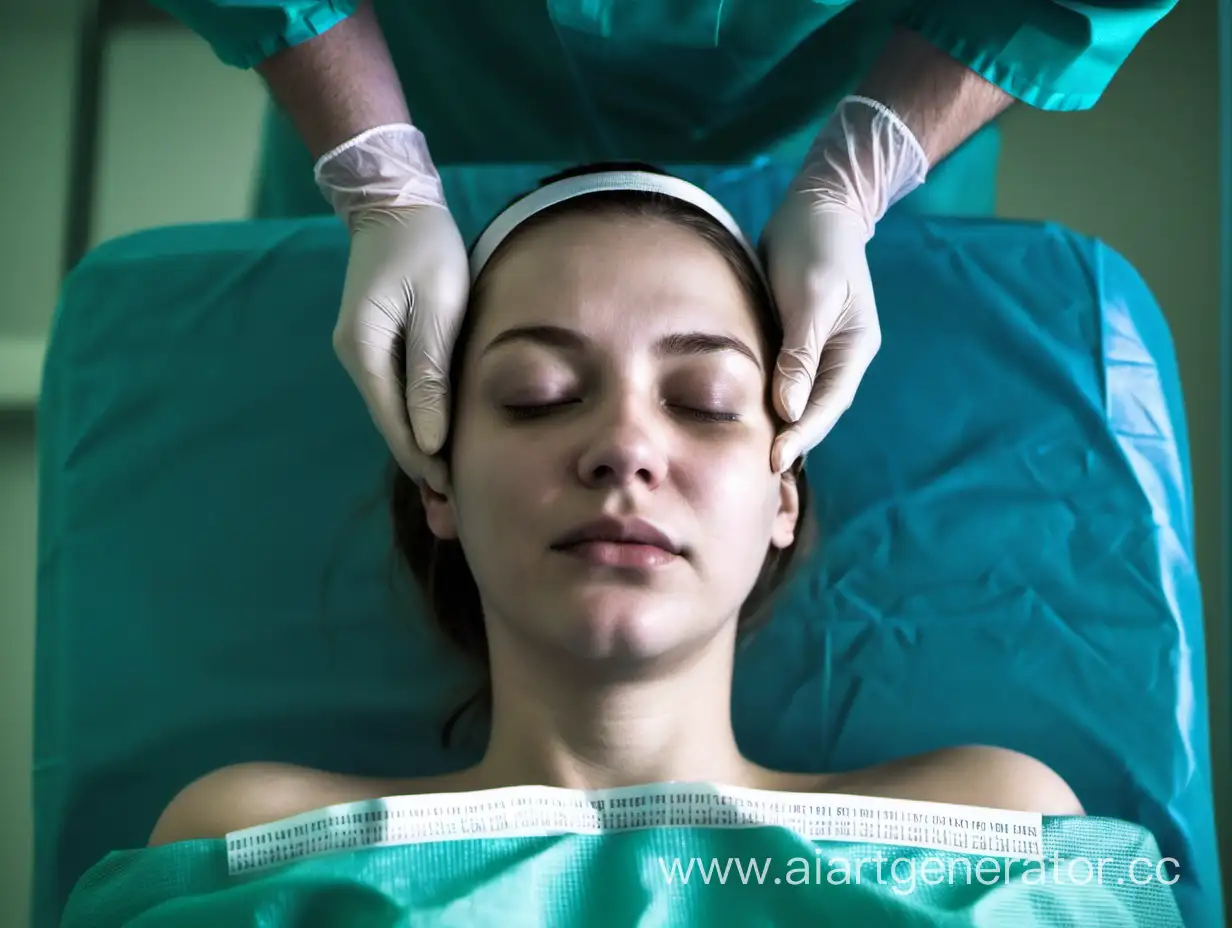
[576, 398, 668, 490]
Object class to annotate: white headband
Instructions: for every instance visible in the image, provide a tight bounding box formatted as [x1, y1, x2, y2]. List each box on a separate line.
[468, 170, 763, 281]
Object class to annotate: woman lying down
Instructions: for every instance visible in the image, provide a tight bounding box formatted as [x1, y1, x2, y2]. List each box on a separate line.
[63, 166, 1183, 927]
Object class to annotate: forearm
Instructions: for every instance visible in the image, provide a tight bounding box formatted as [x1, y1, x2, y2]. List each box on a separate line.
[857, 28, 1013, 165]
[254, 0, 410, 159]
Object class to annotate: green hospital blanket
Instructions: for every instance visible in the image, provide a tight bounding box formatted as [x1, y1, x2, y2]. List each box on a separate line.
[61, 783, 1185, 926]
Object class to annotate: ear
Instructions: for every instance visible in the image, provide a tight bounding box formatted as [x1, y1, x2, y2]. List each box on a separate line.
[419, 477, 459, 541]
[770, 464, 801, 550]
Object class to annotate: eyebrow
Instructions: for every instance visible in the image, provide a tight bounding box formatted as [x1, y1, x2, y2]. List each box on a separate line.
[482, 325, 762, 369]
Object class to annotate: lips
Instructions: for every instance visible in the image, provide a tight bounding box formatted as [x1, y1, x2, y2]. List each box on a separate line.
[551, 517, 681, 554]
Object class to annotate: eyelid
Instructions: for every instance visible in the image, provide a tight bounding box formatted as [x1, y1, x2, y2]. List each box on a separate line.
[482, 359, 579, 399]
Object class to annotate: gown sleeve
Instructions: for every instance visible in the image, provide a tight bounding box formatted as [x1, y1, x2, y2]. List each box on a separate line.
[897, 0, 1178, 110]
[148, 0, 361, 68]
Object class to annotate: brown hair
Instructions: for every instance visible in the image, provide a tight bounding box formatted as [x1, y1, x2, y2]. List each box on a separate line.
[390, 163, 819, 747]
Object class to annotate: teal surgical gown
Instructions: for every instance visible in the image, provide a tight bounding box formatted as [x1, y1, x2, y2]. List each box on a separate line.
[151, 0, 1174, 224]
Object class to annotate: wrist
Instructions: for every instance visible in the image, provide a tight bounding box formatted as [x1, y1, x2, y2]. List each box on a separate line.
[855, 28, 1013, 165]
[797, 96, 929, 233]
[314, 124, 448, 230]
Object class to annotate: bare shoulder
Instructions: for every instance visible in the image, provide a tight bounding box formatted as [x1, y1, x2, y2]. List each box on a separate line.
[827, 745, 1084, 816]
[147, 762, 355, 847]
[916, 745, 1084, 815]
[146, 762, 450, 847]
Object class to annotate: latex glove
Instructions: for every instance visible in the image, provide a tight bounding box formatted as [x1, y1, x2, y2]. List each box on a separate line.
[315, 124, 468, 490]
[760, 95, 929, 471]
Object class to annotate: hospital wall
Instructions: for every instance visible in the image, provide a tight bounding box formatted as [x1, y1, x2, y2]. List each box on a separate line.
[0, 2, 1223, 924]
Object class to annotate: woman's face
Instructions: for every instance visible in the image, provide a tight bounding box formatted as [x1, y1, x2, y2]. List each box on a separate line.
[422, 210, 800, 666]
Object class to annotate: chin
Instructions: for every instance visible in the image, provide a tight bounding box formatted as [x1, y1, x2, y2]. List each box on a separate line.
[545, 590, 721, 666]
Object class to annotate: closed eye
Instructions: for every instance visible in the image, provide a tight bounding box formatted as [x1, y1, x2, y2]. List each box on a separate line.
[672, 407, 740, 423]
[502, 401, 580, 420]
[503, 402, 739, 425]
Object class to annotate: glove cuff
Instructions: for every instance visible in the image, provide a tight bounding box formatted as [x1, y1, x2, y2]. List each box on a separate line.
[313, 124, 448, 230]
[798, 95, 930, 237]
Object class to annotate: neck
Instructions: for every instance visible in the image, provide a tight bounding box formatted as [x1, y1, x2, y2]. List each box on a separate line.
[470, 625, 755, 792]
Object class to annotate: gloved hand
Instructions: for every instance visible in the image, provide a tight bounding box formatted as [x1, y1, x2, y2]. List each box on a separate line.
[314, 124, 468, 491]
[760, 95, 929, 472]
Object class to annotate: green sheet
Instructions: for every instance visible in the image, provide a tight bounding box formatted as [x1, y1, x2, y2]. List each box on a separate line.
[61, 783, 1184, 926]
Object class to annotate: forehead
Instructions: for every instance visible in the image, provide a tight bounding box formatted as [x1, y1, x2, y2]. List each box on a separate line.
[468, 211, 763, 349]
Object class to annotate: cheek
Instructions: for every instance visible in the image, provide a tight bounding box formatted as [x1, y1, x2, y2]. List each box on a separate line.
[449, 419, 563, 556]
[679, 441, 780, 543]
[680, 450, 782, 608]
